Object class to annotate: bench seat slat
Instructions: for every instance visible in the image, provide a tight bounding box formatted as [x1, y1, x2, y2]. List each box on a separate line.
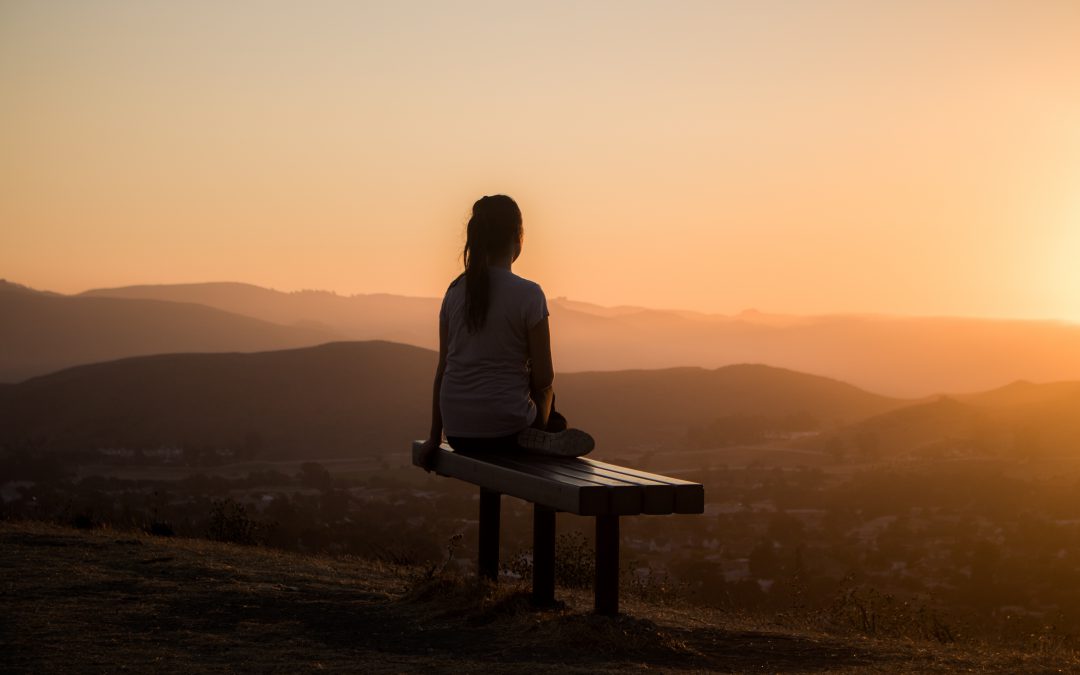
[572, 457, 701, 486]
[535, 458, 676, 514]
[570, 458, 705, 514]
[418, 443, 607, 514]
[412, 441, 704, 516]
[546, 458, 671, 485]
[473, 454, 644, 515]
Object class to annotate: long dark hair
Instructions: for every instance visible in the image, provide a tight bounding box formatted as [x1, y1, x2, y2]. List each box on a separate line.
[462, 194, 523, 332]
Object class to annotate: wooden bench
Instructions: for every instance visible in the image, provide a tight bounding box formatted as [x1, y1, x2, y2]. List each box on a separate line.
[411, 441, 705, 615]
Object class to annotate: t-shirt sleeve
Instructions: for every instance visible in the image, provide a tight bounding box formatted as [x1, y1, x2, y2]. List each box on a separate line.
[523, 283, 549, 329]
[439, 277, 459, 327]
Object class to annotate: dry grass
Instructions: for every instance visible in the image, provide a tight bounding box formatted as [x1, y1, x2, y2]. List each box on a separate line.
[1, 520, 1074, 673]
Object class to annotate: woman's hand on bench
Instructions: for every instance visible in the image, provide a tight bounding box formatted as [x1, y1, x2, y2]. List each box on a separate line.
[417, 438, 440, 472]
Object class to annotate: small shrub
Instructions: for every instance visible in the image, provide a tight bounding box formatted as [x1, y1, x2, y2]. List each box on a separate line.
[827, 584, 956, 643]
[555, 531, 595, 589]
[623, 564, 682, 603]
[71, 513, 100, 530]
[206, 499, 265, 545]
[502, 531, 596, 589]
[420, 532, 464, 580]
[146, 520, 175, 537]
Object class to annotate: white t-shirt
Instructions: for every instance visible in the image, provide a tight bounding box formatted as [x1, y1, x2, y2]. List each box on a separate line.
[439, 267, 549, 437]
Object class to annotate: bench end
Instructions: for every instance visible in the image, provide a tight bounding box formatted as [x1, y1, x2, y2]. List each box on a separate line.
[411, 439, 424, 466]
[412, 439, 454, 470]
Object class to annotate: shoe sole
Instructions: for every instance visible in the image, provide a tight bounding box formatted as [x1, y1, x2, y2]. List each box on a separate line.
[517, 428, 595, 457]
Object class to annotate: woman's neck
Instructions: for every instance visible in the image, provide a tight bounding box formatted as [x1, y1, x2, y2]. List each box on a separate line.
[488, 252, 513, 271]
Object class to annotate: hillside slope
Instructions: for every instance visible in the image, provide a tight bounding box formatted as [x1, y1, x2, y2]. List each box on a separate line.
[0, 281, 337, 383]
[0, 342, 906, 459]
[558, 364, 905, 451]
[82, 281, 439, 348]
[807, 383, 1080, 460]
[0, 341, 435, 458]
[1, 521, 1058, 673]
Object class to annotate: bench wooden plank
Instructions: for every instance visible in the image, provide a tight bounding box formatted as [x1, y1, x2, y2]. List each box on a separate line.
[412, 441, 704, 515]
[572, 457, 701, 486]
[541, 458, 676, 515]
[482, 453, 640, 515]
[488, 454, 644, 515]
[570, 458, 706, 514]
[413, 442, 608, 514]
[505, 454, 701, 514]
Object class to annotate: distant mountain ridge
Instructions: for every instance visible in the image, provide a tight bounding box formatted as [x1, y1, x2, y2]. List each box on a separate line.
[0, 280, 338, 383]
[6, 279, 1080, 396]
[76, 281, 1080, 397]
[81, 281, 440, 348]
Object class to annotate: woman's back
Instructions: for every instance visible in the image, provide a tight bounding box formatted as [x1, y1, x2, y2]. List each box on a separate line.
[439, 267, 548, 437]
[417, 193, 591, 469]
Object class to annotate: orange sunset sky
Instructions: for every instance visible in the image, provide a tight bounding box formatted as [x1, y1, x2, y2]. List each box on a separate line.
[2, 1, 1078, 321]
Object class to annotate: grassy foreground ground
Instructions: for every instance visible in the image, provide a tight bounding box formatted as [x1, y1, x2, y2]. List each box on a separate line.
[0, 521, 1073, 674]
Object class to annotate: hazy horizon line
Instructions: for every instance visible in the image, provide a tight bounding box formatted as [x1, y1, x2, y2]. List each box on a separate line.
[5, 276, 1079, 327]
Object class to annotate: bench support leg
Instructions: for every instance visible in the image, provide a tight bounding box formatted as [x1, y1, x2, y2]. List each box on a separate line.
[478, 488, 501, 581]
[532, 505, 556, 606]
[595, 515, 619, 615]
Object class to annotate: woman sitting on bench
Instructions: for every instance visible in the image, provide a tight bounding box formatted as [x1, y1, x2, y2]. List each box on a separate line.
[417, 194, 594, 470]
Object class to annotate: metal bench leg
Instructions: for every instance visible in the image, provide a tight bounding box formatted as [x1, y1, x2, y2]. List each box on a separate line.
[478, 488, 501, 581]
[595, 515, 619, 615]
[532, 505, 556, 606]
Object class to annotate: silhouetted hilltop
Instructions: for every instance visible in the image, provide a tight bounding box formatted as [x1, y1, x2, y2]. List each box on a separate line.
[558, 364, 905, 451]
[0, 341, 435, 458]
[959, 379, 1080, 408]
[808, 382, 1080, 460]
[0, 279, 62, 296]
[0, 283, 338, 382]
[817, 397, 983, 458]
[0, 342, 906, 460]
[81, 281, 440, 348]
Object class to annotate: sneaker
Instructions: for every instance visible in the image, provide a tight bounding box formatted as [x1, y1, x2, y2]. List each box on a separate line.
[517, 427, 595, 457]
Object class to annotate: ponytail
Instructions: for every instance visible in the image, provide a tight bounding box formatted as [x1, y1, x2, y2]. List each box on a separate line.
[462, 195, 523, 332]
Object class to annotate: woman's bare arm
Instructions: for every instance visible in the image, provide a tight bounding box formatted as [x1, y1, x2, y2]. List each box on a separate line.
[418, 317, 449, 470]
[527, 316, 555, 429]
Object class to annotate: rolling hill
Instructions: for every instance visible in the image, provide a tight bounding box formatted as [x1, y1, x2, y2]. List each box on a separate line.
[0, 341, 908, 460]
[81, 281, 440, 348]
[0, 341, 436, 458]
[807, 382, 1080, 461]
[0, 280, 339, 382]
[556, 364, 905, 452]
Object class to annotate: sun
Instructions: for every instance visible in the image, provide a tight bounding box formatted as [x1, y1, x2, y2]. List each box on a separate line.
[1045, 192, 1080, 324]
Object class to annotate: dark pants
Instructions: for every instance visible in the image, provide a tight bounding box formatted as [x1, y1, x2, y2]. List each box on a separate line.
[448, 393, 567, 454]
